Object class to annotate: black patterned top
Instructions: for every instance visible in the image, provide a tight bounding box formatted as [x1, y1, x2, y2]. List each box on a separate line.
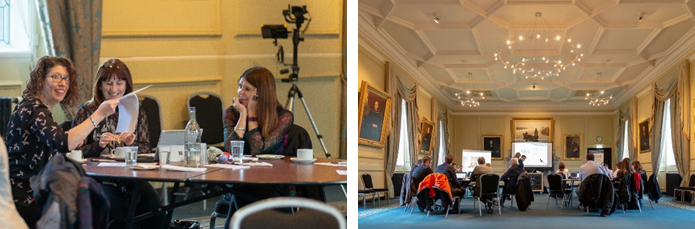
[5, 98, 69, 206]
[223, 104, 293, 156]
[72, 102, 150, 157]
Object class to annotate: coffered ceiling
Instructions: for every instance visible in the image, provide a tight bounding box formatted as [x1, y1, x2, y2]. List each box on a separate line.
[359, 0, 695, 111]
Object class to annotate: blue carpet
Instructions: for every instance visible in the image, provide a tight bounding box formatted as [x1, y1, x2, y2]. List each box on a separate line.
[358, 194, 695, 229]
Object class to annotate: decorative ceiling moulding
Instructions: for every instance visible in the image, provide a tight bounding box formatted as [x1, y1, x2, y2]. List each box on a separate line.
[358, 11, 460, 109]
[359, 0, 695, 111]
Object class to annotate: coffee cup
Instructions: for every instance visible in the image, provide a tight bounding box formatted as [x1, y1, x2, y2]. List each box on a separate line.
[67, 150, 83, 161]
[115, 147, 127, 158]
[297, 149, 313, 160]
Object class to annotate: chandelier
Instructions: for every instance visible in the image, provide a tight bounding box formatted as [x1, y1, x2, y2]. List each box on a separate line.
[455, 72, 484, 107]
[493, 12, 584, 80]
[585, 72, 612, 106]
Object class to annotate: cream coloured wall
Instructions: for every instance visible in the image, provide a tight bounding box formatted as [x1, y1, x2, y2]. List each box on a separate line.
[357, 45, 387, 193]
[451, 114, 614, 174]
[99, 0, 344, 158]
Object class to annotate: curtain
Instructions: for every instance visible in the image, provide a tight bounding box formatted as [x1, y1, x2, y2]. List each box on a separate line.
[37, 0, 103, 118]
[385, 62, 419, 198]
[431, 102, 449, 166]
[617, 98, 637, 163]
[338, 0, 346, 160]
[652, 60, 690, 186]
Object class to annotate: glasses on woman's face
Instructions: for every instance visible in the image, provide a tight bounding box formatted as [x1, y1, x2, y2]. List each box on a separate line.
[45, 74, 70, 83]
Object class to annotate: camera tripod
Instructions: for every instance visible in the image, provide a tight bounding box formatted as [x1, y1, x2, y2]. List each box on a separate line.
[279, 5, 331, 158]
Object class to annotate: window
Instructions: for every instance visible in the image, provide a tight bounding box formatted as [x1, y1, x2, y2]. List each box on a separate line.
[0, 0, 35, 61]
[437, 120, 446, 165]
[395, 100, 411, 172]
[620, 120, 629, 160]
[660, 99, 677, 171]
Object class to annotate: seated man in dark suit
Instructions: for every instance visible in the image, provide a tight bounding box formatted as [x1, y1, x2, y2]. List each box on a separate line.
[411, 156, 433, 188]
[435, 154, 465, 213]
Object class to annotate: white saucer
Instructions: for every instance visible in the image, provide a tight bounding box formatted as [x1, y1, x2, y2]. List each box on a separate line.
[69, 158, 86, 163]
[257, 154, 285, 160]
[232, 157, 258, 162]
[290, 157, 316, 164]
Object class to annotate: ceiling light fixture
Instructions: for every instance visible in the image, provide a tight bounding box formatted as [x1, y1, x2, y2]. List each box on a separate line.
[493, 12, 584, 81]
[455, 72, 484, 107]
[637, 12, 645, 23]
[584, 72, 612, 106]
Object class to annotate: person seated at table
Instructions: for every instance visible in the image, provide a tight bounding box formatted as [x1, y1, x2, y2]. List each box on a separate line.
[578, 153, 607, 181]
[435, 154, 465, 213]
[601, 162, 613, 179]
[510, 152, 521, 168]
[224, 66, 293, 156]
[471, 157, 494, 182]
[633, 160, 647, 206]
[608, 161, 623, 180]
[222, 67, 294, 223]
[5, 56, 119, 228]
[556, 162, 570, 179]
[613, 158, 636, 182]
[71, 58, 166, 229]
[411, 156, 433, 187]
[73, 58, 150, 156]
[410, 159, 422, 176]
[500, 158, 525, 208]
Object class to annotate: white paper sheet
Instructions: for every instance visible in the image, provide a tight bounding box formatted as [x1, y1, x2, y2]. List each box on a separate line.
[116, 93, 139, 133]
[115, 85, 151, 133]
[315, 162, 348, 167]
[204, 164, 250, 170]
[336, 170, 347, 175]
[97, 163, 127, 167]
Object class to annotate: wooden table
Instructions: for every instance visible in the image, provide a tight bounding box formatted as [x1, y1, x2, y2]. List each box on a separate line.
[83, 157, 347, 226]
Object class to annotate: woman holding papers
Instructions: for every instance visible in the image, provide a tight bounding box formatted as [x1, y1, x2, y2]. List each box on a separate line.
[5, 56, 119, 228]
[72, 58, 165, 229]
[72, 58, 150, 157]
[223, 66, 294, 156]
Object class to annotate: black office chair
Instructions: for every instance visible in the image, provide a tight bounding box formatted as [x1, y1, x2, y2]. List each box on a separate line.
[547, 174, 573, 209]
[282, 124, 313, 157]
[187, 92, 224, 146]
[474, 174, 501, 216]
[361, 174, 389, 206]
[139, 95, 161, 153]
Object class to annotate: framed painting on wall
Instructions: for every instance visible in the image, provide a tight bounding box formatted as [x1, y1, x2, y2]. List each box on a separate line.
[564, 134, 582, 160]
[482, 136, 503, 160]
[511, 118, 553, 142]
[639, 119, 650, 153]
[419, 117, 435, 155]
[358, 81, 392, 147]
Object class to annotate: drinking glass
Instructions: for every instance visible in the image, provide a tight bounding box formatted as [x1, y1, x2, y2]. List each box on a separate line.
[185, 143, 201, 167]
[125, 146, 138, 167]
[229, 140, 244, 162]
[158, 146, 171, 165]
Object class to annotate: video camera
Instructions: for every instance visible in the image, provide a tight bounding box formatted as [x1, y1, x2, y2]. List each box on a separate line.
[261, 5, 310, 82]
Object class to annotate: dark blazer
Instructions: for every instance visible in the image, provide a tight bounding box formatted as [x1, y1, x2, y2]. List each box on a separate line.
[435, 163, 461, 189]
[501, 164, 525, 195]
[578, 173, 616, 216]
[647, 173, 662, 202]
[411, 165, 433, 188]
[515, 173, 534, 211]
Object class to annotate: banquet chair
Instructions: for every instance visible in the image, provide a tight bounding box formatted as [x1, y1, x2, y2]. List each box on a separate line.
[139, 95, 162, 153]
[362, 174, 389, 206]
[229, 197, 346, 229]
[474, 174, 501, 216]
[547, 174, 573, 209]
[617, 173, 642, 213]
[187, 92, 224, 146]
[674, 174, 695, 206]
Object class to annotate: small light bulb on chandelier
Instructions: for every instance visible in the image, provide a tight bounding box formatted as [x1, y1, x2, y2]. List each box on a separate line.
[577, 44, 581, 48]
[506, 40, 511, 45]
[536, 33, 541, 39]
[567, 38, 572, 42]
[600, 91, 605, 94]
[466, 90, 470, 94]
[519, 36, 524, 40]
[556, 35, 561, 40]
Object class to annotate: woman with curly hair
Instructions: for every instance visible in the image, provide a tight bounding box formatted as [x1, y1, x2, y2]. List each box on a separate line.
[5, 56, 118, 228]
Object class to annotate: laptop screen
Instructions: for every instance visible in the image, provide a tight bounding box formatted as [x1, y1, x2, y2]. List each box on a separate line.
[158, 130, 185, 162]
[456, 173, 467, 179]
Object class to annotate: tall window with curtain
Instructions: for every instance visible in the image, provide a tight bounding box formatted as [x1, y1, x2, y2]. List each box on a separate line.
[660, 99, 677, 172]
[395, 100, 411, 172]
[437, 120, 446, 165]
[620, 120, 629, 160]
